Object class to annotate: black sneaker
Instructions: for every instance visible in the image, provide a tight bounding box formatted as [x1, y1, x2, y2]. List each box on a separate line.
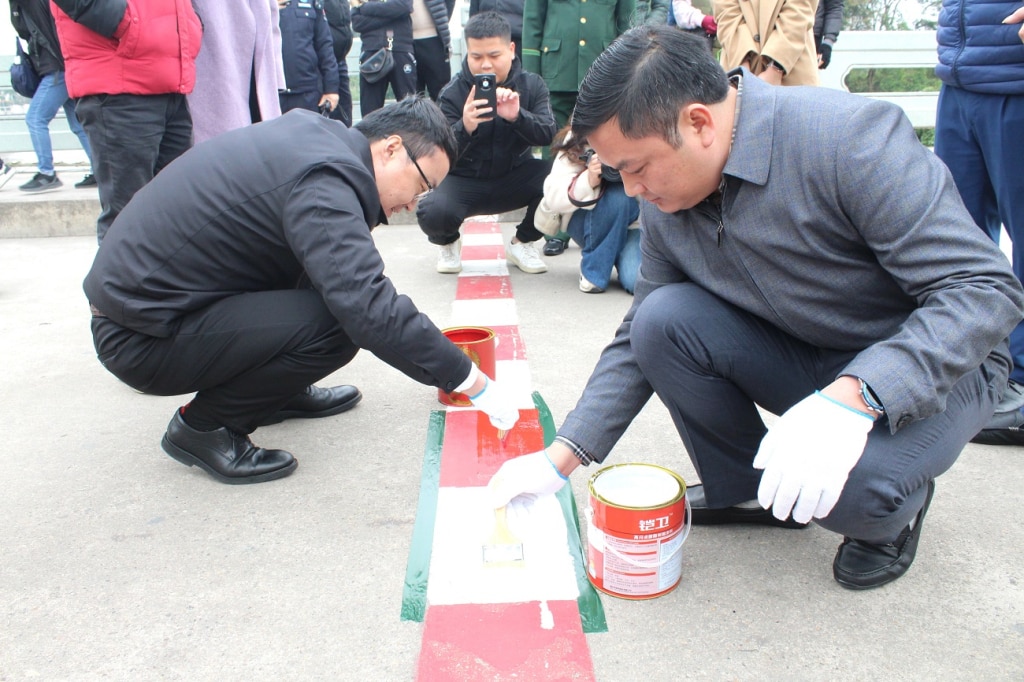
[75, 173, 97, 188]
[543, 238, 568, 256]
[19, 172, 62, 194]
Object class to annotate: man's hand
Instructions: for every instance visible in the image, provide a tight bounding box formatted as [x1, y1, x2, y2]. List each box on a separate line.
[1004, 6, 1024, 44]
[462, 85, 493, 134]
[753, 390, 875, 523]
[494, 87, 520, 122]
[818, 43, 832, 69]
[318, 93, 339, 112]
[488, 451, 569, 507]
[467, 373, 520, 430]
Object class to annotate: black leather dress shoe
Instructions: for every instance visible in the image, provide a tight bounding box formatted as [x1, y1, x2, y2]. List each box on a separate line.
[686, 484, 809, 529]
[161, 412, 297, 484]
[258, 384, 362, 426]
[970, 407, 1024, 445]
[833, 479, 935, 590]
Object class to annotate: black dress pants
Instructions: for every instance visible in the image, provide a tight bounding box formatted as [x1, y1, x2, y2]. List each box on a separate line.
[91, 290, 359, 434]
[416, 158, 552, 246]
[414, 36, 451, 101]
[75, 93, 193, 243]
[358, 50, 417, 117]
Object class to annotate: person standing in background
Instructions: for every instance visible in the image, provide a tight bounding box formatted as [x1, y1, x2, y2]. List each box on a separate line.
[522, 0, 634, 129]
[716, 0, 819, 86]
[10, 0, 95, 193]
[633, 0, 669, 26]
[188, 0, 286, 144]
[50, 0, 203, 244]
[934, 0, 1024, 445]
[323, 0, 356, 126]
[278, 0, 340, 115]
[411, 0, 454, 100]
[814, 0, 844, 70]
[352, 0, 415, 117]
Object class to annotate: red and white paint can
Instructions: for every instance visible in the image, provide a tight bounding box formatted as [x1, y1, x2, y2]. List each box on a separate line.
[586, 463, 691, 600]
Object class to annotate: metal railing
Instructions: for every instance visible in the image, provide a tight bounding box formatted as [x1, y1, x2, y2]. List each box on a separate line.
[0, 30, 939, 154]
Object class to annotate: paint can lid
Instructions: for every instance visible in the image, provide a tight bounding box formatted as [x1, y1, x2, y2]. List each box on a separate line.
[591, 463, 683, 508]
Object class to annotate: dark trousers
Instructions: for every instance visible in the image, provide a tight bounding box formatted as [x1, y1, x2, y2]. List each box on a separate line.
[75, 93, 193, 243]
[91, 290, 359, 434]
[330, 58, 354, 127]
[358, 49, 417, 117]
[630, 283, 1004, 541]
[934, 84, 1024, 382]
[416, 158, 551, 245]
[414, 36, 451, 101]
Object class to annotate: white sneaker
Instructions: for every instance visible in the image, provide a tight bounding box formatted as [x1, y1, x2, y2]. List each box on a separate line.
[507, 239, 548, 274]
[0, 162, 14, 190]
[437, 239, 462, 273]
[579, 274, 605, 293]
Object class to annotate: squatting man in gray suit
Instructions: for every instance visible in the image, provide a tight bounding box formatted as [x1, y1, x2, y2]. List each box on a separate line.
[488, 26, 1024, 589]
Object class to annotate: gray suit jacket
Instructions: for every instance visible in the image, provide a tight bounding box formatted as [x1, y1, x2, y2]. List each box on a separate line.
[558, 72, 1024, 461]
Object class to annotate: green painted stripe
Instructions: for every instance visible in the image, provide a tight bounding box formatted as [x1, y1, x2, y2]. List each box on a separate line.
[533, 391, 608, 634]
[400, 409, 446, 622]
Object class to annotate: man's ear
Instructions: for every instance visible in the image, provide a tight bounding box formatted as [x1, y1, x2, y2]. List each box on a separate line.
[679, 104, 716, 148]
[379, 135, 403, 163]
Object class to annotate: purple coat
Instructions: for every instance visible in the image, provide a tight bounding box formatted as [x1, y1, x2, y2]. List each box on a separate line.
[188, 0, 287, 144]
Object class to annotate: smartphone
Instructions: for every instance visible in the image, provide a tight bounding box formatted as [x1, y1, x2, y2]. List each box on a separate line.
[474, 73, 497, 115]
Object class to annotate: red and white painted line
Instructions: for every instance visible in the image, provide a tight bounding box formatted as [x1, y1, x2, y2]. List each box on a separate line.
[408, 219, 602, 681]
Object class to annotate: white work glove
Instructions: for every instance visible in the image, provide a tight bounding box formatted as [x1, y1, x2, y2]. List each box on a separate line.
[754, 391, 875, 524]
[488, 451, 568, 508]
[461, 366, 520, 430]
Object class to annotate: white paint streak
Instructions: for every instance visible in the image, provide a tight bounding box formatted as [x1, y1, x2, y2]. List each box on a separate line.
[450, 298, 518, 327]
[427, 487, 580, 606]
[461, 232, 505, 247]
[539, 600, 554, 630]
[459, 260, 510, 276]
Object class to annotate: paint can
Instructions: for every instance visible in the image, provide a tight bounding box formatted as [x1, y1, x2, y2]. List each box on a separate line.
[438, 326, 497, 406]
[586, 463, 691, 600]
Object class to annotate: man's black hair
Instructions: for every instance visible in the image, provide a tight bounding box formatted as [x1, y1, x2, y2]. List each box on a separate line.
[463, 11, 512, 43]
[355, 94, 458, 166]
[572, 25, 730, 147]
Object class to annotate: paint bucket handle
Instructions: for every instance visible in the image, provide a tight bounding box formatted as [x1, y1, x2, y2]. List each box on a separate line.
[585, 496, 692, 570]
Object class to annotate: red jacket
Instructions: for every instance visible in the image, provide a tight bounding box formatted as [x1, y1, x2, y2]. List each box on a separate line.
[50, 0, 203, 98]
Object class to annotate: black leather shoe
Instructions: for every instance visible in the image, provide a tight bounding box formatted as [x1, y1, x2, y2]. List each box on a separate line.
[258, 384, 362, 426]
[543, 238, 567, 256]
[686, 484, 808, 529]
[970, 407, 1024, 445]
[161, 412, 297, 484]
[833, 479, 935, 590]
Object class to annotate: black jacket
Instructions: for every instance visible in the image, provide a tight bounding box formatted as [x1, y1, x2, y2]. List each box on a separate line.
[438, 58, 557, 180]
[10, 0, 65, 76]
[469, 0, 523, 39]
[323, 0, 353, 61]
[83, 110, 473, 393]
[351, 0, 413, 53]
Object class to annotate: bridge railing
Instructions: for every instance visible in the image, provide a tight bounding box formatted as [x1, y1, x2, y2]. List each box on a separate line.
[0, 30, 939, 155]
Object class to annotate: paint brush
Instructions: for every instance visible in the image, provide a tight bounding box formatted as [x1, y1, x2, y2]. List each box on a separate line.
[496, 428, 509, 445]
[481, 506, 525, 567]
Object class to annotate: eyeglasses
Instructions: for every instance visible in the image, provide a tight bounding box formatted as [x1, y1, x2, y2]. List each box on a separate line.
[404, 144, 434, 200]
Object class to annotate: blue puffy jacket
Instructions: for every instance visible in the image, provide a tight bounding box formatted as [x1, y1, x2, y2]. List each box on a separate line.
[936, 0, 1024, 94]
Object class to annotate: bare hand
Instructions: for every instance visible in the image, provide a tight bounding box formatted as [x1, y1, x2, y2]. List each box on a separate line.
[318, 93, 340, 112]
[1005, 6, 1024, 44]
[462, 85, 494, 134]
[585, 151, 602, 188]
[494, 87, 520, 122]
[758, 67, 783, 86]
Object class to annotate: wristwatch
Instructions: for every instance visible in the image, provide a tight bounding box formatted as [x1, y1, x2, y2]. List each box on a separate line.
[858, 378, 885, 415]
[761, 56, 786, 75]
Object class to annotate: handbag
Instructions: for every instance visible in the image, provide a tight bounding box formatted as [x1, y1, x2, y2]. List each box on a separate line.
[11, 38, 41, 99]
[360, 31, 394, 84]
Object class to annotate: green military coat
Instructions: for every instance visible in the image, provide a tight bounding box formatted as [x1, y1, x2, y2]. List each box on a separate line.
[521, 0, 636, 93]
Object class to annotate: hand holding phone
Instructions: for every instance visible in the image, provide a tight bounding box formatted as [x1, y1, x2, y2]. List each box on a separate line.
[474, 73, 497, 115]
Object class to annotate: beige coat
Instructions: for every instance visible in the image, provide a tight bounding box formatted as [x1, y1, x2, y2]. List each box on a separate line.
[716, 0, 819, 86]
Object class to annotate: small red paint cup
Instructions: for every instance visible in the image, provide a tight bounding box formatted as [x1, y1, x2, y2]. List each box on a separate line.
[439, 326, 497, 406]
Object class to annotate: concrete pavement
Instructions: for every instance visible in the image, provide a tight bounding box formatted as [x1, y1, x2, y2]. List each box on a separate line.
[2, 215, 1023, 680]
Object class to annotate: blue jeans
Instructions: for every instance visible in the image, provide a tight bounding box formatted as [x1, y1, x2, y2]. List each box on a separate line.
[26, 72, 93, 176]
[935, 84, 1024, 381]
[566, 182, 641, 292]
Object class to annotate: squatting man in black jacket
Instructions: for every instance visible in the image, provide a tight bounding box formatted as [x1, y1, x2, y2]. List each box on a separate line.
[83, 96, 520, 485]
